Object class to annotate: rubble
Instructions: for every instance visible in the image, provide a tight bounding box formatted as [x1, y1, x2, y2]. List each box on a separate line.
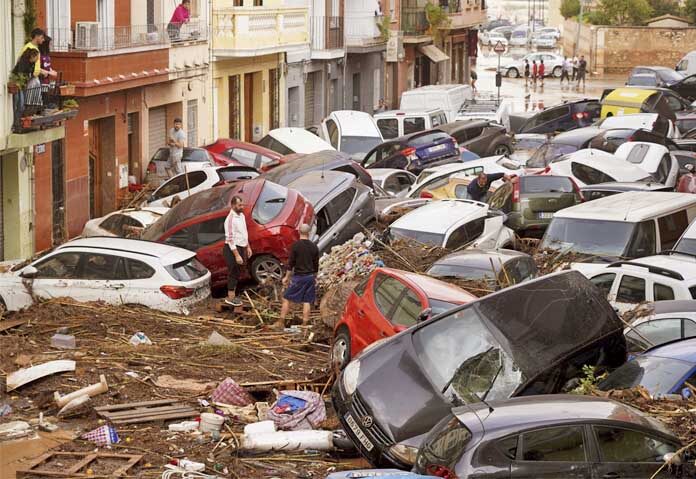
[54, 374, 108, 407]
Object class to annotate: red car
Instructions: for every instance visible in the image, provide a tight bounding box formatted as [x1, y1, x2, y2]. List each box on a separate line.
[332, 267, 476, 369]
[205, 139, 285, 171]
[141, 178, 315, 289]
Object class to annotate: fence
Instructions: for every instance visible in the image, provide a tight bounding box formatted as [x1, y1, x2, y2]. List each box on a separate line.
[310, 16, 345, 50]
[401, 10, 428, 36]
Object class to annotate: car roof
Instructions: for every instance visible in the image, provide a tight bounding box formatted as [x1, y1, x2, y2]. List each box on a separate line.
[453, 395, 676, 439]
[391, 199, 488, 234]
[556, 191, 696, 222]
[652, 299, 696, 315]
[116, 207, 169, 223]
[328, 111, 381, 137]
[262, 150, 352, 185]
[367, 168, 411, 181]
[207, 139, 281, 158]
[633, 66, 673, 72]
[580, 181, 671, 192]
[430, 248, 529, 271]
[599, 113, 659, 129]
[286, 170, 354, 205]
[557, 149, 653, 178]
[56, 237, 195, 265]
[267, 128, 334, 153]
[603, 88, 657, 103]
[645, 337, 696, 363]
[439, 120, 490, 134]
[552, 127, 604, 146]
[610, 253, 696, 281]
[377, 267, 476, 303]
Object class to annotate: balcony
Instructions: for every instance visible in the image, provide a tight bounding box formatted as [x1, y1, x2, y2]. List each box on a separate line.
[212, 6, 309, 58]
[310, 16, 344, 59]
[443, 0, 488, 29]
[345, 15, 386, 50]
[9, 82, 78, 135]
[401, 9, 429, 38]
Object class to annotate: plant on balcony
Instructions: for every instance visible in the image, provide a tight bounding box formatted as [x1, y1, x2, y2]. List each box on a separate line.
[62, 99, 79, 110]
[425, 2, 451, 44]
[7, 72, 28, 94]
[377, 15, 392, 42]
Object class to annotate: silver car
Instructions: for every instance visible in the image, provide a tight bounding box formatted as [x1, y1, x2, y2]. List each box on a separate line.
[286, 171, 375, 253]
[503, 52, 564, 78]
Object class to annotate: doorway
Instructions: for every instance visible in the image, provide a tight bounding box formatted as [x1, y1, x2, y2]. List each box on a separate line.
[88, 117, 116, 219]
[352, 74, 361, 111]
[244, 73, 254, 142]
[229, 75, 240, 139]
[51, 140, 65, 245]
[127, 113, 139, 182]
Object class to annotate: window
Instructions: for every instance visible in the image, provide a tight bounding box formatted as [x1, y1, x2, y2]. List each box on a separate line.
[197, 217, 226, 246]
[218, 168, 258, 182]
[663, 93, 686, 112]
[153, 171, 208, 200]
[100, 214, 144, 236]
[354, 276, 369, 296]
[521, 426, 586, 462]
[653, 283, 675, 301]
[391, 289, 422, 328]
[256, 135, 293, 155]
[488, 183, 514, 212]
[187, 99, 197, 148]
[325, 119, 339, 149]
[164, 225, 199, 251]
[498, 436, 519, 460]
[594, 427, 676, 463]
[626, 220, 657, 257]
[465, 217, 486, 242]
[506, 257, 538, 285]
[81, 253, 121, 280]
[252, 182, 288, 225]
[655, 155, 672, 184]
[463, 126, 484, 141]
[404, 117, 426, 135]
[165, 257, 208, 281]
[125, 259, 155, 280]
[377, 119, 399, 140]
[624, 144, 650, 164]
[445, 217, 485, 249]
[35, 253, 81, 279]
[685, 319, 696, 337]
[364, 143, 402, 168]
[571, 162, 614, 185]
[383, 173, 414, 194]
[616, 275, 646, 304]
[326, 188, 355, 223]
[373, 275, 406, 317]
[629, 319, 682, 349]
[430, 113, 443, 128]
[226, 148, 258, 168]
[658, 210, 689, 250]
[522, 105, 570, 132]
[454, 184, 470, 199]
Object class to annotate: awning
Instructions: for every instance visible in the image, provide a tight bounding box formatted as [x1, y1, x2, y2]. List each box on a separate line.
[418, 44, 449, 63]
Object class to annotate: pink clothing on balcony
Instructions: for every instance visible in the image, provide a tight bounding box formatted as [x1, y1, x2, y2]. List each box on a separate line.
[170, 5, 190, 26]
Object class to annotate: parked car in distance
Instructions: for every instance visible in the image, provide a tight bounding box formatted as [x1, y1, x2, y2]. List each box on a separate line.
[487, 175, 582, 234]
[535, 26, 561, 39]
[361, 129, 460, 174]
[619, 300, 696, 353]
[676, 50, 696, 76]
[367, 168, 416, 196]
[145, 166, 259, 208]
[319, 110, 384, 160]
[481, 30, 508, 47]
[141, 178, 315, 288]
[203, 139, 284, 171]
[503, 52, 564, 78]
[261, 150, 373, 188]
[388, 199, 515, 250]
[675, 218, 696, 255]
[332, 267, 476, 368]
[332, 271, 626, 468]
[82, 207, 168, 237]
[0, 238, 211, 314]
[599, 338, 696, 399]
[627, 66, 684, 88]
[490, 24, 514, 39]
[542, 149, 655, 187]
[531, 32, 557, 48]
[286, 171, 374, 254]
[256, 127, 335, 155]
[374, 109, 448, 140]
[144, 147, 216, 187]
[512, 99, 601, 134]
[581, 181, 673, 201]
[438, 120, 513, 157]
[427, 248, 538, 289]
[399, 85, 473, 123]
[508, 27, 529, 47]
[414, 395, 691, 478]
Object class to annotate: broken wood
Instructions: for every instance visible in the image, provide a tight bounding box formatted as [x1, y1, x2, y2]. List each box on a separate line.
[6, 360, 76, 391]
[0, 318, 27, 332]
[95, 399, 198, 424]
[15, 451, 142, 478]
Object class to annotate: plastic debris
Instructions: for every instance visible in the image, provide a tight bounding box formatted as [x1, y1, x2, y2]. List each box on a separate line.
[199, 412, 224, 433]
[267, 390, 326, 431]
[50, 333, 76, 349]
[240, 429, 334, 452]
[6, 360, 76, 391]
[168, 421, 200, 432]
[244, 420, 276, 435]
[128, 332, 152, 346]
[0, 421, 33, 440]
[57, 394, 91, 418]
[81, 425, 120, 446]
[317, 233, 380, 290]
[0, 404, 12, 417]
[169, 458, 206, 472]
[211, 377, 253, 406]
[54, 374, 108, 407]
[207, 330, 232, 346]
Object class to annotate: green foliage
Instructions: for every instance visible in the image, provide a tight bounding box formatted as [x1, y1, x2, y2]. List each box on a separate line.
[9, 72, 29, 89]
[425, 2, 451, 44]
[648, 0, 682, 17]
[62, 99, 79, 110]
[23, 0, 37, 41]
[590, 0, 653, 25]
[561, 0, 581, 19]
[377, 15, 392, 42]
[571, 365, 608, 395]
[686, 0, 696, 23]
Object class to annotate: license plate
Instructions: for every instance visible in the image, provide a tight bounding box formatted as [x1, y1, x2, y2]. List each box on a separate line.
[429, 144, 446, 153]
[345, 413, 374, 451]
[537, 212, 554, 219]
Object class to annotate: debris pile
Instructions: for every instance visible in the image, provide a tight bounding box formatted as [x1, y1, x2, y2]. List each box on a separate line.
[317, 233, 383, 290]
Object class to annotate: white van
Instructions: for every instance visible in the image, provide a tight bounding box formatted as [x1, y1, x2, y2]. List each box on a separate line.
[319, 111, 383, 160]
[676, 51, 696, 77]
[374, 108, 448, 140]
[399, 84, 473, 122]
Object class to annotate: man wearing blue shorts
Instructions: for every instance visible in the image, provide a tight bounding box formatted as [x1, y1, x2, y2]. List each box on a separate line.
[277, 224, 319, 328]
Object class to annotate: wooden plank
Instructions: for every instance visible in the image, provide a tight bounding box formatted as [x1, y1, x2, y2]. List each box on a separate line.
[0, 318, 27, 332]
[67, 454, 97, 474]
[101, 406, 196, 420]
[16, 452, 142, 478]
[100, 404, 191, 418]
[109, 410, 199, 425]
[113, 454, 143, 475]
[94, 399, 177, 412]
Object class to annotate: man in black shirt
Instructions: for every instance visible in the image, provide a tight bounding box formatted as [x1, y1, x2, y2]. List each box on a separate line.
[277, 224, 320, 328]
[467, 172, 511, 202]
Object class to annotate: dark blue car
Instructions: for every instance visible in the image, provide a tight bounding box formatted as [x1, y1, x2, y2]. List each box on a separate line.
[361, 129, 460, 174]
[599, 337, 696, 399]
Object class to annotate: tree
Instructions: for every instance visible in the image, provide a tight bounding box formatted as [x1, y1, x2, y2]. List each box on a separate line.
[686, 0, 696, 23]
[648, 0, 681, 17]
[593, 0, 653, 25]
[560, 0, 581, 18]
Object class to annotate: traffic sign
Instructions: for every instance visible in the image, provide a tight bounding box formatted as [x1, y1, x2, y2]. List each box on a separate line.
[493, 41, 506, 54]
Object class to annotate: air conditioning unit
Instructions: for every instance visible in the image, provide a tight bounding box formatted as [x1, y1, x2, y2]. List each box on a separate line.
[75, 22, 100, 50]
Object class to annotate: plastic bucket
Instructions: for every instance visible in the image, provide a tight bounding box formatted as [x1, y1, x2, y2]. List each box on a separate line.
[199, 413, 224, 433]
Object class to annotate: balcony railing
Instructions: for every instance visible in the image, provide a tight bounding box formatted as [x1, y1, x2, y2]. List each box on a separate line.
[345, 15, 384, 46]
[10, 80, 78, 133]
[311, 16, 345, 50]
[401, 10, 428, 36]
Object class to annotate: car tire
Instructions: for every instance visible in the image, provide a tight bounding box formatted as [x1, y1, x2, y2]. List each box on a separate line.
[332, 326, 352, 370]
[553, 66, 562, 78]
[507, 68, 519, 78]
[250, 255, 283, 283]
[0, 297, 6, 316]
[491, 143, 512, 156]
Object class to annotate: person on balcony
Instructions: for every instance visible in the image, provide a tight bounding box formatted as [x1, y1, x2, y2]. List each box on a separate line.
[39, 36, 58, 85]
[11, 49, 41, 131]
[167, 0, 191, 41]
[19, 28, 47, 79]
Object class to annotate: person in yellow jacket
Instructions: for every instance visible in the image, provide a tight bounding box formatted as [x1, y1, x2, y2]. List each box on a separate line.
[19, 28, 47, 78]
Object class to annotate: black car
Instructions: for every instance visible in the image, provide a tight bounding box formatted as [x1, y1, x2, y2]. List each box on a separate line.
[414, 395, 692, 479]
[261, 150, 373, 188]
[581, 181, 673, 201]
[361, 129, 460, 175]
[332, 271, 627, 469]
[438, 120, 513, 157]
[677, 112, 696, 135]
[627, 66, 696, 101]
[511, 99, 602, 135]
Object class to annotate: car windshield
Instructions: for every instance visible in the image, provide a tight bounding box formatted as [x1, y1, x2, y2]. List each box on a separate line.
[252, 181, 288, 225]
[413, 306, 524, 404]
[598, 355, 694, 396]
[428, 263, 497, 281]
[629, 75, 657, 86]
[429, 299, 460, 315]
[165, 257, 208, 281]
[540, 218, 639, 261]
[512, 30, 526, 38]
[675, 238, 696, 255]
[340, 136, 382, 158]
[511, 137, 546, 162]
[390, 227, 445, 246]
[526, 143, 578, 169]
[520, 175, 574, 193]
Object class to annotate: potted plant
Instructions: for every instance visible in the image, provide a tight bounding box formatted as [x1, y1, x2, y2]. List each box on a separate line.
[59, 84, 75, 96]
[62, 99, 79, 110]
[7, 73, 27, 94]
[21, 117, 33, 129]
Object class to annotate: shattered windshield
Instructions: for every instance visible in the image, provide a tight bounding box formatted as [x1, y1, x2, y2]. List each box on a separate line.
[413, 306, 524, 404]
[526, 143, 578, 169]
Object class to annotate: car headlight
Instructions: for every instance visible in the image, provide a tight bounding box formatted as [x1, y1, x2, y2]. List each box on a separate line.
[342, 359, 360, 396]
[389, 443, 419, 465]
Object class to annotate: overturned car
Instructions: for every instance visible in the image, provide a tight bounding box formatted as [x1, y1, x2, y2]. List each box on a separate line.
[332, 270, 627, 469]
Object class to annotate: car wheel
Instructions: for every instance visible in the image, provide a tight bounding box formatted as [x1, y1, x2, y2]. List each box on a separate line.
[0, 297, 6, 316]
[553, 66, 562, 78]
[492, 143, 512, 156]
[250, 255, 283, 283]
[507, 68, 519, 78]
[332, 327, 352, 370]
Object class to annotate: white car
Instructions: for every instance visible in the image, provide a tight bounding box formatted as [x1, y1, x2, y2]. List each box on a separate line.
[622, 300, 696, 351]
[389, 199, 516, 250]
[509, 28, 529, 47]
[257, 127, 335, 155]
[614, 142, 679, 188]
[0, 238, 211, 314]
[534, 27, 561, 40]
[597, 113, 681, 139]
[454, 155, 524, 178]
[503, 52, 565, 78]
[81, 207, 168, 237]
[404, 163, 488, 198]
[675, 218, 696, 254]
[482, 31, 509, 47]
[368, 168, 416, 196]
[144, 166, 259, 208]
[586, 253, 696, 313]
[532, 33, 557, 49]
[375, 108, 449, 140]
[543, 149, 654, 187]
[144, 147, 217, 187]
[320, 110, 384, 160]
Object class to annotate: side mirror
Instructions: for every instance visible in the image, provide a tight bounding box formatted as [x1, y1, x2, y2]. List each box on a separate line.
[20, 266, 38, 279]
[417, 308, 432, 323]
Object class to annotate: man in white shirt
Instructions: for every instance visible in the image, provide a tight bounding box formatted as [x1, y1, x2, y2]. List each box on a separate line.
[222, 195, 252, 306]
[167, 118, 186, 178]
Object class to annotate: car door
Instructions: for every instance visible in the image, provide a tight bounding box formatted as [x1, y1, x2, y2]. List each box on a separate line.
[30, 251, 83, 301]
[78, 252, 133, 305]
[362, 274, 409, 346]
[117, 257, 158, 308]
[510, 425, 592, 479]
[149, 170, 209, 207]
[614, 273, 647, 313]
[316, 187, 357, 252]
[591, 426, 681, 479]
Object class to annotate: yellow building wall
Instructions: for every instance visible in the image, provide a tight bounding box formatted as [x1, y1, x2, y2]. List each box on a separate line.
[1, 149, 35, 259]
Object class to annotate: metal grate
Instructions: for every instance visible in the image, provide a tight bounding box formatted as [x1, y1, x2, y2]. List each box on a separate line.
[269, 68, 280, 130]
[187, 100, 198, 147]
[229, 75, 241, 139]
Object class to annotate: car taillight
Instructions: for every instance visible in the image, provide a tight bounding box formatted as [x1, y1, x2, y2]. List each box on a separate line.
[402, 147, 417, 158]
[160, 285, 194, 299]
[427, 464, 458, 479]
[420, 191, 434, 199]
[147, 162, 157, 173]
[512, 181, 520, 203]
[575, 112, 586, 120]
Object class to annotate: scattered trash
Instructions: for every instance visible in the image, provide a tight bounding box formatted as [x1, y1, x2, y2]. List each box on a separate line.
[57, 394, 91, 418]
[207, 330, 232, 346]
[81, 425, 120, 446]
[95, 399, 198, 424]
[154, 375, 216, 393]
[50, 333, 76, 349]
[169, 458, 206, 472]
[56, 326, 70, 334]
[168, 421, 200, 432]
[6, 359, 76, 391]
[128, 332, 152, 346]
[317, 233, 380, 290]
[241, 429, 334, 452]
[267, 390, 327, 431]
[214, 402, 258, 423]
[199, 412, 225, 433]
[38, 413, 58, 433]
[211, 377, 253, 406]
[54, 374, 108, 407]
[0, 403, 12, 417]
[0, 420, 34, 440]
[244, 420, 276, 435]
[124, 371, 140, 379]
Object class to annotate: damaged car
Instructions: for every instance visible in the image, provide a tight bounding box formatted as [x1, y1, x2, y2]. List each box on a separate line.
[332, 270, 627, 468]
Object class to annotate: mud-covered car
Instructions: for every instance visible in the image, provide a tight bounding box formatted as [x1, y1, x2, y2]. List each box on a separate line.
[332, 270, 627, 469]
